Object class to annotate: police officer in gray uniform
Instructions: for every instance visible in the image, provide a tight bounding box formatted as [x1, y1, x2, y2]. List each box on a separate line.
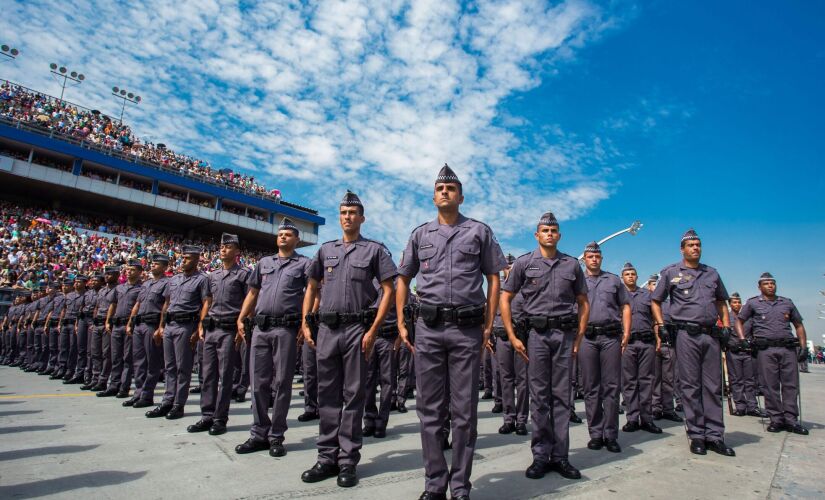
[37, 284, 58, 375]
[188, 233, 250, 435]
[726, 292, 762, 417]
[99, 260, 143, 398]
[620, 263, 662, 434]
[87, 267, 119, 390]
[68, 275, 93, 384]
[649, 275, 683, 422]
[397, 165, 507, 500]
[125, 254, 170, 408]
[57, 277, 83, 381]
[63, 276, 89, 383]
[651, 228, 735, 456]
[300, 191, 397, 488]
[22, 289, 39, 371]
[736, 273, 808, 435]
[500, 211, 587, 481]
[235, 218, 310, 456]
[579, 242, 631, 453]
[363, 278, 399, 438]
[146, 246, 211, 420]
[47, 280, 71, 379]
[298, 285, 321, 423]
[31, 285, 53, 373]
[79, 274, 101, 385]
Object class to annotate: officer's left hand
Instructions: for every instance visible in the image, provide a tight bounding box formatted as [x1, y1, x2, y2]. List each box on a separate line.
[655, 337, 662, 354]
[362, 329, 376, 359]
[197, 325, 205, 341]
[621, 336, 629, 354]
[484, 339, 495, 354]
[512, 338, 529, 363]
[798, 347, 808, 363]
[481, 326, 492, 356]
[189, 332, 198, 350]
[234, 330, 244, 350]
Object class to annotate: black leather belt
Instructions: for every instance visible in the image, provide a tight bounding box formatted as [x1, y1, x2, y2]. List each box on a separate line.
[418, 303, 485, 327]
[751, 337, 798, 350]
[112, 317, 130, 327]
[167, 312, 200, 324]
[203, 315, 241, 331]
[254, 314, 302, 330]
[135, 313, 161, 326]
[93, 317, 106, 327]
[672, 321, 715, 335]
[526, 314, 578, 331]
[493, 326, 508, 340]
[585, 323, 621, 339]
[63, 317, 78, 323]
[629, 330, 655, 343]
[378, 323, 399, 338]
[318, 309, 376, 329]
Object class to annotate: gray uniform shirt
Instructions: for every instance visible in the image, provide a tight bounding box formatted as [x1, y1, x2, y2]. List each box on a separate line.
[165, 272, 211, 315]
[63, 291, 82, 320]
[248, 253, 311, 316]
[738, 296, 802, 340]
[628, 286, 653, 333]
[651, 262, 728, 326]
[503, 250, 587, 317]
[137, 277, 169, 315]
[113, 282, 142, 319]
[308, 236, 398, 314]
[585, 271, 630, 326]
[398, 214, 507, 307]
[95, 286, 117, 319]
[81, 289, 97, 316]
[208, 264, 251, 317]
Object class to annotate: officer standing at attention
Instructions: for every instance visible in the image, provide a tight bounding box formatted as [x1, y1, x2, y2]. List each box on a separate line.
[99, 261, 143, 399]
[21, 289, 40, 371]
[648, 275, 683, 422]
[65, 275, 90, 384]
[725, 292, 762, 417]
[234, 218, 310, 456]
[579, 242, 631, 453]
[86, 267, 119, 391]
[125, 254, 170, 408]
[72, 275, 95, 385]
[47, 279, 71, 379]
[30, 285, 52, 373]
[37, 283, 58, 375]
[363, 277, 399, 438]
[57, 277, 82, 382]
[500, 211, 587, 481]
[396, 165, 507, 500]
[146, 246, 211, 420]
[79, 274, 101, 386]
[620, 263, 662, 434]
[651, 229, 735, 456]
[187, 234, 250, 436]
[300, 191, 397, 488]
[298, 289, 321, 422]
[736, 273, 808, 435]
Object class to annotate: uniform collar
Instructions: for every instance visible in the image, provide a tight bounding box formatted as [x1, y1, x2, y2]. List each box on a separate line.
[530, 248, 562, 266]
[678, 262, 707, 273]
[334, 235, 367, 247]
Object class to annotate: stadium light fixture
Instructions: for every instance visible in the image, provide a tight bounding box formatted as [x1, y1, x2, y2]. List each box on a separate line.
[49, 62, 85, 102]
[1, 44, 20, 61]
[111, 85, 142, 124]
[578, 220, 644, 261]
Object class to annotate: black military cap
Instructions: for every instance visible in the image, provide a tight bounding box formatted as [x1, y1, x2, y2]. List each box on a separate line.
[61, 278, 73, 285]
[435, 163, 461, 185]
[221, 233, 240, 246]
[758, 272, 775, 283]
[278, 217, 299, 236]
[583, 241, 601, 254]
[74, 275, 89, 282]
[104, 266, 120, 275]
[730, 292, 741, 299]
[91, 273, 104, 280]
[681, 228, 700, 243]
[538, 211, 559, 227]
[647, 274, 659, 284]
[621, 262, 636, 273]
[152, 253, 170, 264]
[506, 253, 516, 265]
[340, 190, 363, 209]
[181, 245, 203, 255]
[128, 259, 143, 269]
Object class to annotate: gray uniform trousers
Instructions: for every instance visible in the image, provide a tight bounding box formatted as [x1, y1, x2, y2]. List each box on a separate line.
[652, 344, 679, 413]
[162, 321, 197, 406]
[91, 324, 112, 385]
[35, 327, 47, 370]
[26, 326, 36, 366]
[675, 330, 724, 440]
[201, 327, 237, 424]
[84, 322, 95, 382]
[134, 323, 163, 402]
[496, 339, 529, 426]
[316, 322, 368, 466]
[756, 346, 800, 426]
[108, 325, 133, 393]
[302, 342, 318, 413]
[396, 344, 414, 404]
[529, 328, 575, 463]
[58, 323, 74, 371]
[74, 319, 89, 378]
[580, 335, 622, 440]
[250, 326, 298, 443]
[195, 339, 204, 388]
[232, 337, 251, 396]
[131, 325, 149, 401]
[415, 321, 482, 497]
[726, 351, 758, 412]
[621, 340, 656, 424]
[483, 349, 502, 404]
[48, 326, 60, 370]
[364, 336, 397, 431]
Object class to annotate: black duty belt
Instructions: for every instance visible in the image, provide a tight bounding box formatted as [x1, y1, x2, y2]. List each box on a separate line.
[63, 316, 78, 323]
[34, 320, 46, 327]
[253, 314, 301, 331]
[629, 330, 655, 343]
[526, 314, 578, 332]
[751, 337, 798, 350]
[203, 315, 240, 331]
[135, 313, 161, 326]
[318, 309, 377, 329]
[167, 312, 200, 324]
[378, 323, 399, 338]
[418, 303, 485, 328]
[672, 321, 715, 335]
[78, 312, 90, 320]
[92, 317, 106, 327]
[112, 317, 130, 327]
[585, 322, 621, 339]
[493, 326, 508, 340]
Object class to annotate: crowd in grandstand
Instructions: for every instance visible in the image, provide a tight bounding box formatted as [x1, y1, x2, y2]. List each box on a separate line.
[0, 81, 282, 202]
[0, 201, 265, 290]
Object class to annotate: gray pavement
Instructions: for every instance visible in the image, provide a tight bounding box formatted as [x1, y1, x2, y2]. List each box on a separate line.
[0, 364, 823, 499]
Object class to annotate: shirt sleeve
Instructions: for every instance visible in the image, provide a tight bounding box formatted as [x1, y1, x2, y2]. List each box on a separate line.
[200, 275, 211, 300]
[616, 276, 631, 305]
[738, 300, 754, 322]
[163, 279, 174, 300]
[501, 257, 525, 294]
[247, 261, 263, 289]
[573, 263, 588, 296]
[479, 225, 507, 276]
[714, 272, 729, 301]
[650, 269, 670, 302]
[397, 230, 419, 278]
[375, 244, 398, 283]
[308, 248, 325, 282]
[789, 301, 803, 323]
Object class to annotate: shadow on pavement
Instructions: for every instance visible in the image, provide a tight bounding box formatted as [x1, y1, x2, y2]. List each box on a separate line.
[0, 400, 25, 404]
[359, 448, 424, 478]
[0, 444, 100, 461]
[724, 430, 762, 447]
[0, 470, 148, 498]
[0, 409, 42, 417]
[0, 424, 64, 435]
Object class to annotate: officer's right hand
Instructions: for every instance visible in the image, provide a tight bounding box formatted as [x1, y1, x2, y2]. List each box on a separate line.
[126, 324, 132, 336]
[153, 327, 163, 346]
[105, 322, 112, 334]
[512, 337, 529, 363]
[236, 319, 245, 337]
[302, 324, 316, 350]
[398, 324, 414, 354]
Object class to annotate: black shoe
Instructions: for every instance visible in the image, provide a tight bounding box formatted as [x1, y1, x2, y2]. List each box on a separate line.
[441, 437, 452, 450]
[481, 390, 493, 400]
[733, 409, 746, 417]
[49, 372, 62, 380]
[44, 367, 55, 375]
[61, 377, 74, 384]
[270, 439, 286, 457]
[706, 440, 735, 457]
[190, 385, 201, 394]
[397, 402, 408, 413]
[301, 462, 340, 483]
[515, 423, 528, 435]
[374, 428, 386, 439]
[187, 418, 214, 433]
[297, 411, 319, 422]
[91, 382, 107, 391]
[363, 425, 375, 437]
[675, 403, 684, 412]
[235, 438, 269, 454]
[618, 407, 625, 415]
[549, 459, 582, 480]
[390, 400, 398, 412]
[116, 391, 130, 399]
[767, 422, 784, 433]
[133, 399, 154, 408]
[587, 438, 604, 450]
[299, 390, 305, 397]
[640, 422, 662, 434]
[575, 391, 584, 400]
[79, 383, 95, 391]
[418, 493, 447, 500]
[690, 439, 706, 455]
[491, 403, 503, 413]
[165, 405, 185, 420]
[622, 421, 640, 432]
[62, 373, 73, 381]
[235, 391, 246, 403]
[747, 408, 767, 418]
[96, 387, 118, 397]
[525, 459, 551, 479]
[406, 388, 414, 399]
[146, 404, 173, 418]
[296, 377, 304, 383]
[337, 464, 358, 488]
[209, 421, 227, 435]
[452, 496, 470, 500]
[570, 411, 582, 424]
[787, 424, 809, 435]
[662, 411, 683, 422]
[122, 398, 137, 407]
[499, 422, 515, 434]
[605, 439, 621, 453]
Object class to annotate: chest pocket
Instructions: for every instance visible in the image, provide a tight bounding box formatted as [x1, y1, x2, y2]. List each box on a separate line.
[419, 247, 437, 274]
[324, 258, 340, 282]
[285, 270, 305, 288]
[524, 268, 544, 288]
[350, 259, 372, 281]
[703, 281, 717, 300]
[455, 243, 480, 271]
[180, 280, 201, 302]
[259, 264, 276, 286]
[674, 280, 694, 297]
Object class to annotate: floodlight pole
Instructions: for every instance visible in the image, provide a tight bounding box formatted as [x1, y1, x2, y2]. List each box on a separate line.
[49, 63, 85, 103]
[111, 86, 141, 124]
[578, 220, 643, 260]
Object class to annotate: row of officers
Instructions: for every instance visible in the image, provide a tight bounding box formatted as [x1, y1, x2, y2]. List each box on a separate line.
[0, 165, 810, 500]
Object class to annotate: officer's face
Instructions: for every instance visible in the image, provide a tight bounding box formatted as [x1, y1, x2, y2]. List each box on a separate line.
[73, 281, 84, 292]
[62, 285, 71, 293]
[106, 273, 118, 285]
[150, 261, 167, 276]
[220, 243, 240, 261]
[181, 253, 199, 272]
[729, 298, 742, 311]
[680, 239, 702, 262]
[646, 281, 656, 292]
[535, 225, 560, 249]
[759, 280, 777, 297]
[277, 230, 299, 251]
[583, 252, 602, 272]
[127, 266, 142, 280]
[622, 270, 637, 287]
[433, 183, 463, 210]
[339, 207, 364, 233]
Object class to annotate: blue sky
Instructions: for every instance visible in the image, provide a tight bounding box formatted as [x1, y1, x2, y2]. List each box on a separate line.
[1, 1, 823, 337]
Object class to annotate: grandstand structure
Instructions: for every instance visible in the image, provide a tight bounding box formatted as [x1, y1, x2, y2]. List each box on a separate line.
[0, 79, 324, 249]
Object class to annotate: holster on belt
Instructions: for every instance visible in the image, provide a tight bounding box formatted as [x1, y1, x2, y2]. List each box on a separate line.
[378, 323, 399, 339]
[305, 312, 320, 343]
[629, 330, 655, 343]
[584, 323, 621, 340]
[493, 326, 508, 340]
[419, 303, 485, 327]
[402, 303, 418, 344]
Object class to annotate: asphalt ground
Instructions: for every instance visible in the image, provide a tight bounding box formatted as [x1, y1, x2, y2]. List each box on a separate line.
[0, 364, 823, 499]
